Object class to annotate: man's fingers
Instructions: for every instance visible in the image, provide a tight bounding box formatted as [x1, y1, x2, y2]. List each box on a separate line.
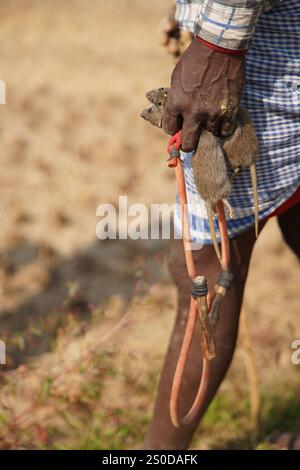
[162, 106, 182, 136]
[167, 37, 180, 55]
[205, 116, 221, 135]
[181, 114, 202, 152]
[161, 31, 170, 46]
[163, 20, 176, 33]
[161, 21, 175, 46]
[219, 116, 236, 138]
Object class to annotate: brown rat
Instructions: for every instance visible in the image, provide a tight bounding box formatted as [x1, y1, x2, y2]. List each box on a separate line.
[192, 130, 232, 260]
[223, 107, 258, 169]
[140, 104, 163, 128]
[192, 131, 231, 206]
[146, 87, 169, 110]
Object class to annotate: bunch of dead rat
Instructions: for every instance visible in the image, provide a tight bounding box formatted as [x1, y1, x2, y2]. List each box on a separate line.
[141, 87, 259, 257]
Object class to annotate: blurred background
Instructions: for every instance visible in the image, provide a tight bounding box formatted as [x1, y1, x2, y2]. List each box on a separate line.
[0, 0, 299, 450]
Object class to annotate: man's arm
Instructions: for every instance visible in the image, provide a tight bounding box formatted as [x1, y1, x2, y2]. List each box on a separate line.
[162, 1, 266, 150]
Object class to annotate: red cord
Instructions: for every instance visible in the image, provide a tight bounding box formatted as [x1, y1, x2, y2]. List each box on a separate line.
[196, 37, 247, 56]
[167, 131, 182, 154]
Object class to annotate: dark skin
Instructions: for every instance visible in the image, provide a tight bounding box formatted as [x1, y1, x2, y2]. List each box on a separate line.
[143, 204, 300, 449]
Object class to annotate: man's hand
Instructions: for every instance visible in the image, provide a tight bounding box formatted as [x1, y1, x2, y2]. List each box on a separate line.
[160, 5, 180, 58]
[162, 38, 246, 152]
[160, 5, 193, 59]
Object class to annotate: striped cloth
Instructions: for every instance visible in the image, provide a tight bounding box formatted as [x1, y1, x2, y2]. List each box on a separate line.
[176, 0, 285, 49]
[174, 0, 300, 248]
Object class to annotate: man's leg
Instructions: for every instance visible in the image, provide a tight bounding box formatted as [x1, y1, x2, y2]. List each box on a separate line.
[143, 225, 261, 450]
[277, 202, 300, 259]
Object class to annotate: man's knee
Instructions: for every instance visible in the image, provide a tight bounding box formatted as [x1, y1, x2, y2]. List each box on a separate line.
[167, 240, 220, 298]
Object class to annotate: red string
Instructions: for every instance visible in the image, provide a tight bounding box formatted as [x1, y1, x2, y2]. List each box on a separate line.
[167, 130, 182, 154]
[196, 37, 247, 56]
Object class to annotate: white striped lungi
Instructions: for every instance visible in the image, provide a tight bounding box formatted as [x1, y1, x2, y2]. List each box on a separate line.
[174, 0, 300, 247]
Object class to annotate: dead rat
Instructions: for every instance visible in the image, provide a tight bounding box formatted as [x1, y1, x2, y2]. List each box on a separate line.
[140, 104, 164, 128]
[146, 87, 169, 110]
[192, 131, 232, 260]
[192, 131, 232, 209]
[222, 107, 259, 236]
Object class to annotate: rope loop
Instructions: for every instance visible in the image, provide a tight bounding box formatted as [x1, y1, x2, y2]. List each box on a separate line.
[191, 276, 208, 298]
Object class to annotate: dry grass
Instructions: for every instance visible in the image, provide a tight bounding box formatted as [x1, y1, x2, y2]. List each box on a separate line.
[0, 0, 299, 449]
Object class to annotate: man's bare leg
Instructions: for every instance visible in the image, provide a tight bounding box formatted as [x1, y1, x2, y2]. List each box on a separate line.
[143, 225, 262, 450]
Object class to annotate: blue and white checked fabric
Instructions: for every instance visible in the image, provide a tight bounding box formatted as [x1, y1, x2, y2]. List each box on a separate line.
[174, 0, 300, 246]
[176, 0, 285, 49]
